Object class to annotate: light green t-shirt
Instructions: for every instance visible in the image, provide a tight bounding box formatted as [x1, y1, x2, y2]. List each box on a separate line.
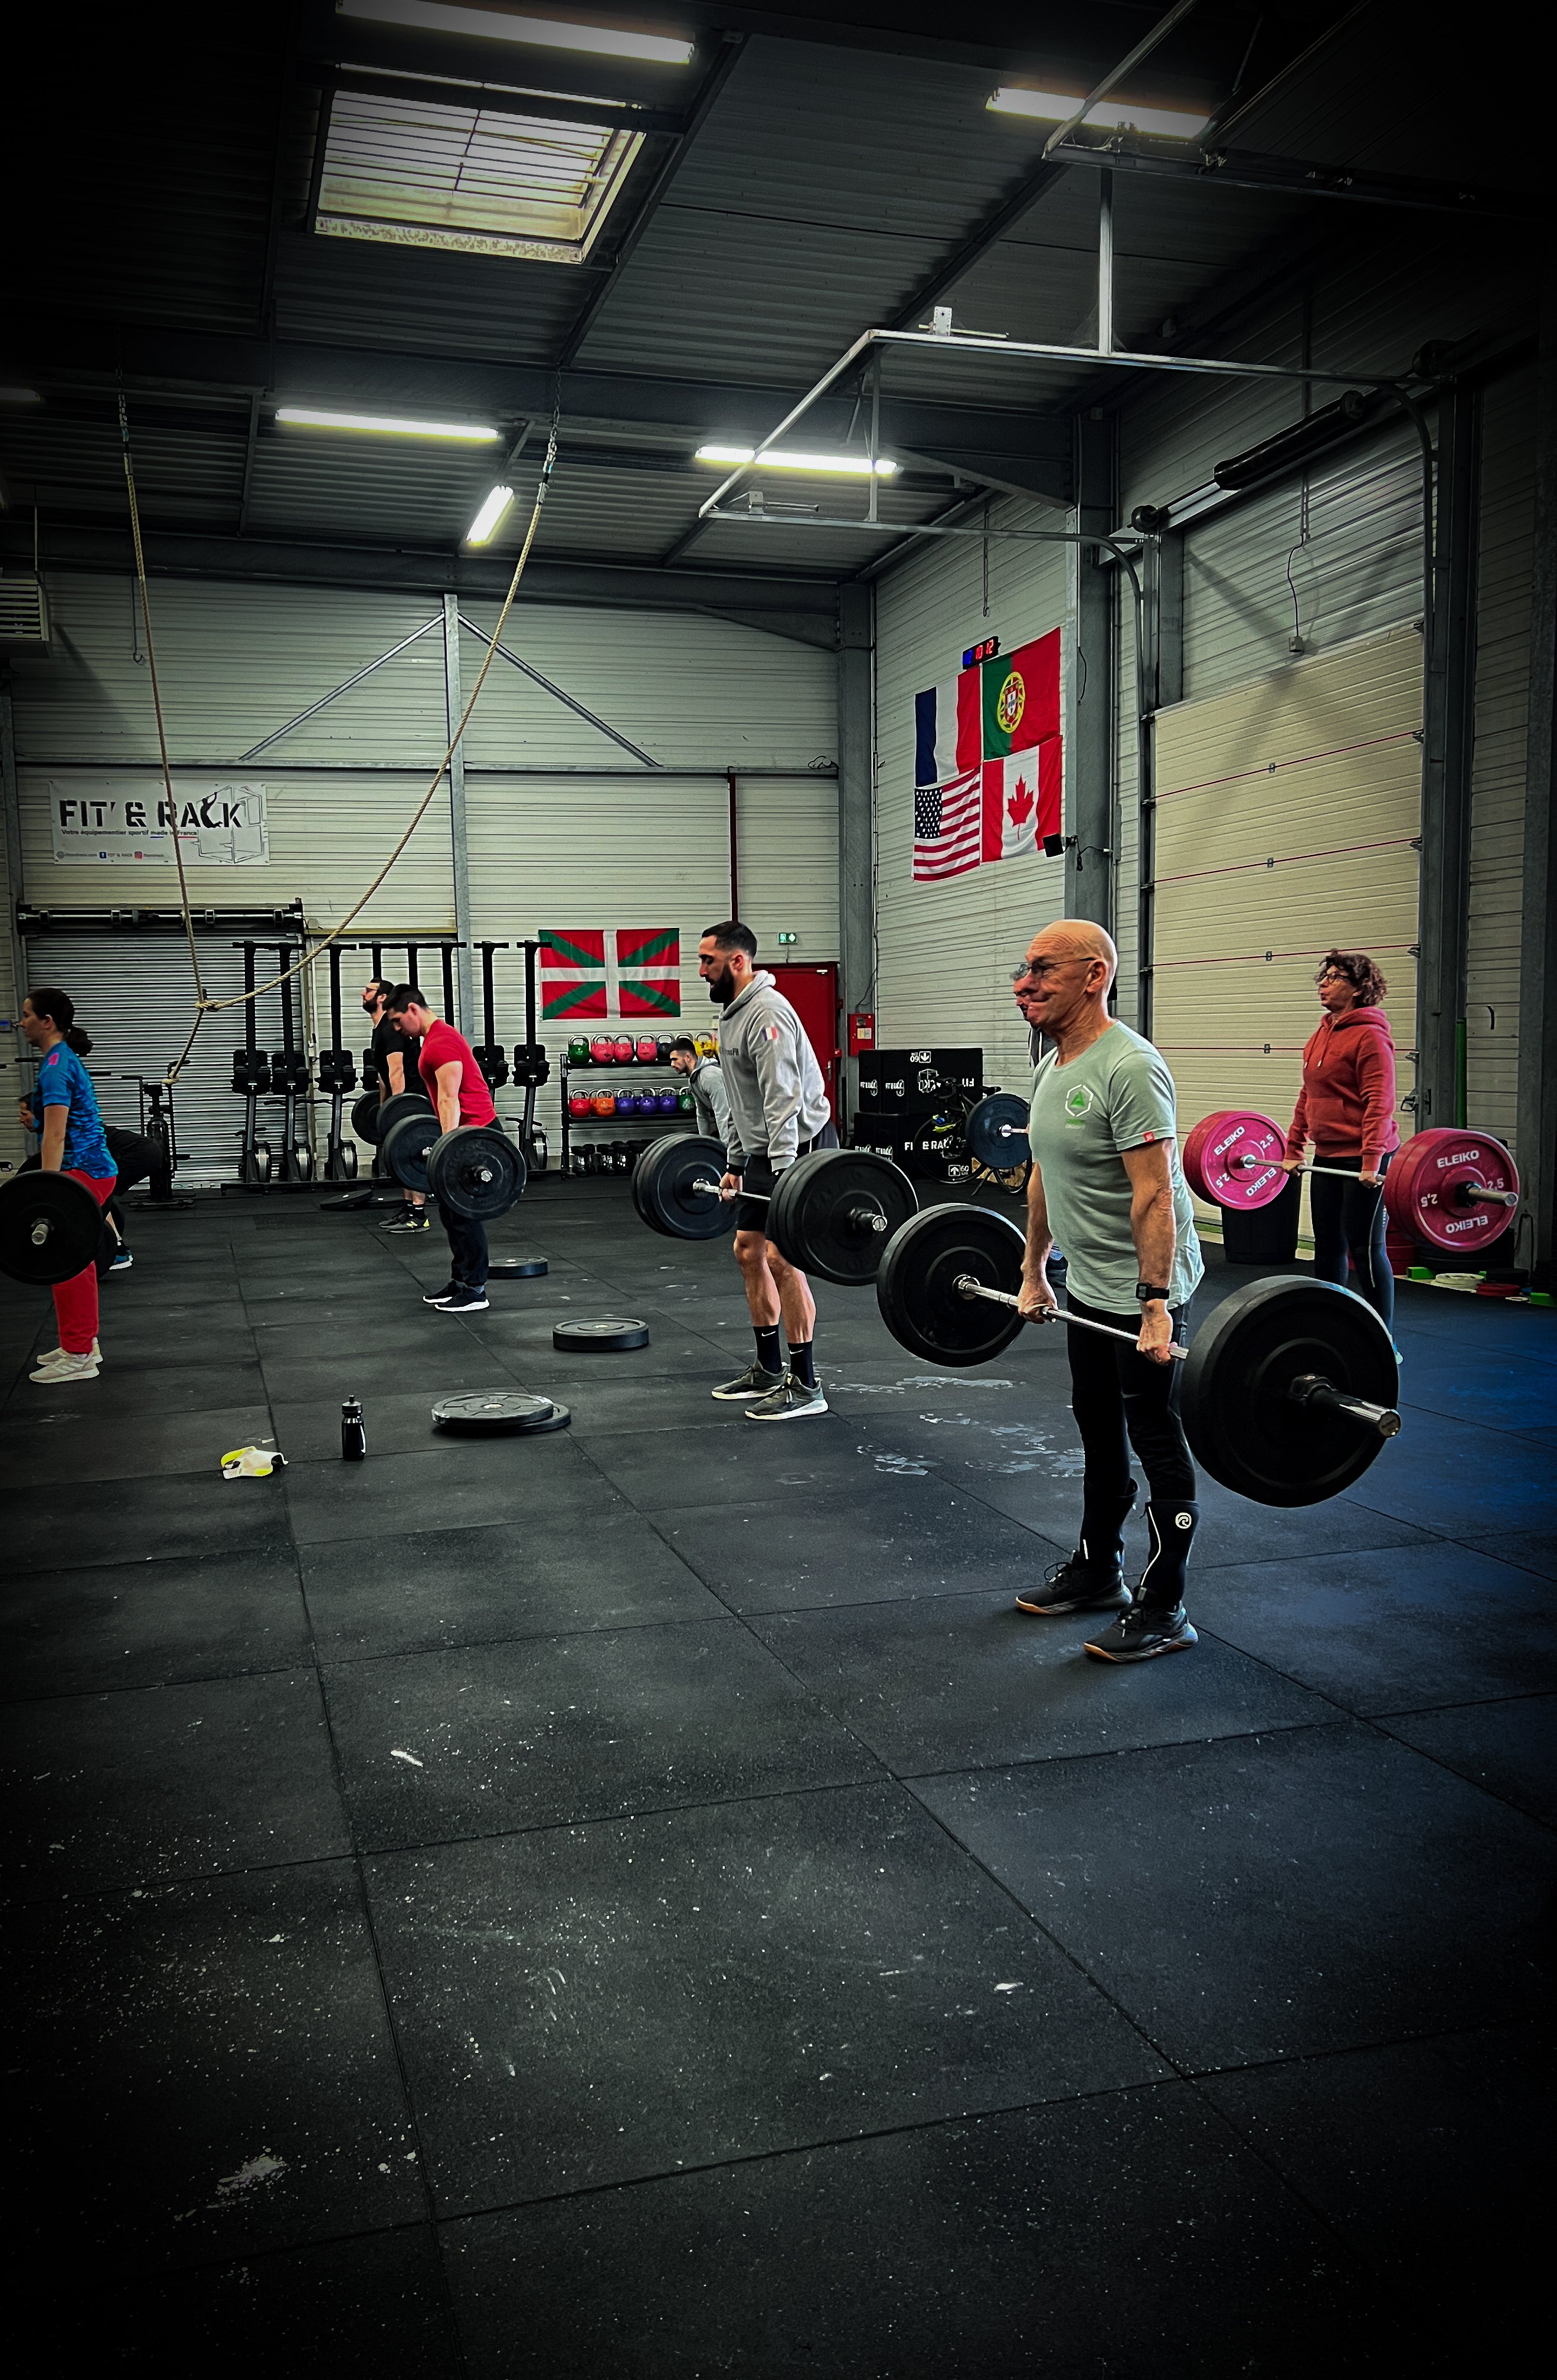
[1028, 1022, 1203, 1315]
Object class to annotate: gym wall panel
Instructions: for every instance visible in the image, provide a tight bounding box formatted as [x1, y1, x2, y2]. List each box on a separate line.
[0, 800, 22, 1181]
[1152, 623, 1422, 1233]
[874, 494, 1070, 1102]
[1465, 364, 1536, 1150]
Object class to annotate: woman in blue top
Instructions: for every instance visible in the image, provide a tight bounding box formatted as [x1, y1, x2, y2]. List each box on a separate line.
[17, 987, 117, 1384]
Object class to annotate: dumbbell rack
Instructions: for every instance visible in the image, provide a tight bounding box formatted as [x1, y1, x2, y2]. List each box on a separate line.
[559, 1049, 698, 1178]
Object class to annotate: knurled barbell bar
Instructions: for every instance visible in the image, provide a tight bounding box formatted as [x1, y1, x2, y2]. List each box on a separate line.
[632, 1134, 917, 1286]
[1182, 1110, 1520, 1257]
[875, 1202, 1404, 1508]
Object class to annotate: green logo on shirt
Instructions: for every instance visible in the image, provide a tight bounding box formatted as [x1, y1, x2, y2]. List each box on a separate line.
[1064, 1086, 1092, 1117]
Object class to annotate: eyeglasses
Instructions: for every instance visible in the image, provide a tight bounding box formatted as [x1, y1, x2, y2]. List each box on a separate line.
[1010, 956, 1083, 985]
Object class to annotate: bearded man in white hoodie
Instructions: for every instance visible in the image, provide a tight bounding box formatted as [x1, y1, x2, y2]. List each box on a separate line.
[698, 919, 836, 1421]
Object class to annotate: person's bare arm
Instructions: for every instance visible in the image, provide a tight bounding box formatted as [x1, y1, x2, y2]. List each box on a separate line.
[39, 1107, 67, 1171]
[386, 1049, 407, 1097]
[1121, 1140, 1177, 1362]
[434, 1060, 462, 1136]
[1018, 1160, 1058, 1319]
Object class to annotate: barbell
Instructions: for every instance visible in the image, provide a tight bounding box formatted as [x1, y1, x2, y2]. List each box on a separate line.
[1183, 1110, 1520, 1257]
[381, 1095, 528, 1223]
[0, 1169, 106, 1286]
[875, 1202, 1403, 1508]
[632, 1134, 917, 1286]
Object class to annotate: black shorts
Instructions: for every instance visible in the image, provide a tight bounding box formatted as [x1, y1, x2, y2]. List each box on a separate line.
[732, 1122, 839, 1238]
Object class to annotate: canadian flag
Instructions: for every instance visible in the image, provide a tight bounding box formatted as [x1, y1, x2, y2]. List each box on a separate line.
[982, 735, 1061, 861]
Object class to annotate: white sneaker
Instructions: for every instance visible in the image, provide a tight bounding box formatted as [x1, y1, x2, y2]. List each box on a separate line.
[32, 1349, 101, 1384]
[36, 1337, 102, 1370]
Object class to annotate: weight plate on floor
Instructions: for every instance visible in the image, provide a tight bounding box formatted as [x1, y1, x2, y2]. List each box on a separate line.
[382, 1107, 443, 1194]
[633, 1134, 732, 1241]
[875, 1204, 1027, 1366]
[488, 1256, 548, 1278]
[431, 1391, 571, 1435]
[351, 1091, 382, 1145]
[427, 1124, 526, 1222]
[1384, 1127, 1519, 1255]
[1180, 1274, 1399, 1507]
[552, 1318, 650, 1351]
[767, 1148, 917, 1286]
[0, 1169, 106, 1287]
[964, 1091, 1031, 1169]
[1181, 1109, 1288, 1211]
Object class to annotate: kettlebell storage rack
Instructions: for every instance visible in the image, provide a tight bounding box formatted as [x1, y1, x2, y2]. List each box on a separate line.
[559, 1038, 708, 1178]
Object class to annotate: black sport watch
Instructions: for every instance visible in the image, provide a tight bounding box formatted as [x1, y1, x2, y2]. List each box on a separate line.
[1135, 1281, 1170, 1303]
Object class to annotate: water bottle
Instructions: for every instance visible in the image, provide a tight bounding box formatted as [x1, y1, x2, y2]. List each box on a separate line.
[341, 1397, 367, 1460]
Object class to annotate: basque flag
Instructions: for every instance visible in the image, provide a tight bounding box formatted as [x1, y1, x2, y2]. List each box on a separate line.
[616, 926, 680, 1017]
[539, 929, 607, 1021]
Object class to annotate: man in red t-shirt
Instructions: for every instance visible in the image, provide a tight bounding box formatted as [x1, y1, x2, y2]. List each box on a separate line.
[387, 985, 501, 1313]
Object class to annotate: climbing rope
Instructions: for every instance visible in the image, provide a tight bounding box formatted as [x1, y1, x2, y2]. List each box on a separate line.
[118, 391, 563, 1082]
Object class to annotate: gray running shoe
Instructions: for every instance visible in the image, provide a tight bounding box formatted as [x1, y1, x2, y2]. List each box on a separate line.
[712, 1361, 786, 1402]
[745, 1372, 829, 1422]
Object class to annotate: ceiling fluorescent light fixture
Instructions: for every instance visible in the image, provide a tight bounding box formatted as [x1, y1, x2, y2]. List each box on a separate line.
[466, 484, 516, 544]
[695, 444, 898, 477]
[276, 407, 501, 440]
[988, 87, 1210, 139]
[337, 1, 695, 66]
[0, 387, 42, 404]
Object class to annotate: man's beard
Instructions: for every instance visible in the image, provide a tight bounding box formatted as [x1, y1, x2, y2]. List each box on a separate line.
[707, 962, 735, 1007]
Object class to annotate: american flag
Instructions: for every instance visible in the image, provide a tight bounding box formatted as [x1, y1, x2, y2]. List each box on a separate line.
[913, 769, 982, 882]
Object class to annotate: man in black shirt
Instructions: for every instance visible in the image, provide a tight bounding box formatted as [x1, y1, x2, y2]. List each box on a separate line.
[363, 978, 429, 1235]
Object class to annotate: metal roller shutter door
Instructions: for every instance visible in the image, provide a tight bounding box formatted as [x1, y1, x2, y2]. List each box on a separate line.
[1151, 622, 1422, 1235]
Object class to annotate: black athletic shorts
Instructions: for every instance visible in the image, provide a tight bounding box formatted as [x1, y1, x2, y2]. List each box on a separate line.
[732, 1121, 839, 1238]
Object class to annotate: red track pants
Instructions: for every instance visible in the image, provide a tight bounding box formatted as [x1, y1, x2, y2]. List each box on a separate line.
[53, 1170, 116, 1354]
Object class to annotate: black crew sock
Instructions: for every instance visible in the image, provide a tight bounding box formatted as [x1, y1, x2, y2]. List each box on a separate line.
[1077, 1483, 1138, 1575]
[788, 1339, 817, 1388]
[754, 1324, 784, 1376]
[1138, 1501, 1199, 1610]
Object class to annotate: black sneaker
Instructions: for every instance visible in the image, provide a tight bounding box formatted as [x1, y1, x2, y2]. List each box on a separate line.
[1015, 1557, 1131, 1616]
[382, 1210, 429, 1234]
[1084, 1603, 1198, 1662]
[711, 1360, 786, 1402]
[423, 1283, 458, 1306]
[435, 1288, 490, 1313]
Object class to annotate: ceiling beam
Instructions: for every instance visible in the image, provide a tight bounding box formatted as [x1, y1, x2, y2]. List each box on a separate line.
[1044, 136, 1541, 220]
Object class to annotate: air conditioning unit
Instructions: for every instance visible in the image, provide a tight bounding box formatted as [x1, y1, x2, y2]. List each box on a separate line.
[0, 574, 50, 648]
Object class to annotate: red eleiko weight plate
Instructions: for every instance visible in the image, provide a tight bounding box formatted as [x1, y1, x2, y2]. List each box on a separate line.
[1182, 1109, 1288, 1212]
[1385, 1128, 1519, 1256]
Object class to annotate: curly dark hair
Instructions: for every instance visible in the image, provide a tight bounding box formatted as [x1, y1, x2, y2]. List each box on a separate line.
[1316, 948, 1388, 1005]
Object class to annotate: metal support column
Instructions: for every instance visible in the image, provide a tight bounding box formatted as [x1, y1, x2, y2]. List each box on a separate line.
[1417, 380, 1480, 1133]
[1065, 411, 1117, 949]
[837, 579, 875, 1129]
[1517, 289, 1557, 1285]
[442, 592, 474, 1034]
[0, 668, 27, 1030]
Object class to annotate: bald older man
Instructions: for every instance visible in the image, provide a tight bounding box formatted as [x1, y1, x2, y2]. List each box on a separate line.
[1012, 920, 1205, 1660]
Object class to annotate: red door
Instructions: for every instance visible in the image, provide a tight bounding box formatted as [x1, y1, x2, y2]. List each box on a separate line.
[769, 964, 840, 1123]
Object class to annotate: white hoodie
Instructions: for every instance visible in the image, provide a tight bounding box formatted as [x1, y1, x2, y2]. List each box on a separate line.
[715, 969, 831, 1170]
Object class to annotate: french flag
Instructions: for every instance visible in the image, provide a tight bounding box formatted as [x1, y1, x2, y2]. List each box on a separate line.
[913, 673, 982, 790]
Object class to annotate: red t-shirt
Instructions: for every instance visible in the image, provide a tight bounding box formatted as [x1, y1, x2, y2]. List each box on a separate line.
[418, 1019, 498, 1127]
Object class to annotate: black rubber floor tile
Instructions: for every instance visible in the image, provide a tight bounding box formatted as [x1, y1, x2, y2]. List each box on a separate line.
[1189, 1540, 1557, 1714]
[1379, 1695, 1557, 1824]
[260, 1347, 519, 1404]
[302, 1512, 721, 1660]
[108, 2227, 462, 2376]
[95, 1313, 260, 1365]
[1457, 1525, 1557, 1579]
[366, 1781, 1165, 2212]
[914, 1722, 1557, 2068]
[1, 1668, 348, 1900]
[0, 1547, 308, 1696]
[0, 1400, 274, 1488]
[251, 1316, 489, 1362]
[4, 1467, 292, 1571]
[325, 1615, 874, 1846]
[1345, 1413, 1555, 1534]
[1396, 1350, 1557, 1432]
[283, 1433, 595, 1545]
[753, 1590, 1333, 1774]
[661, 1481, 1059, 1613]
[5, 1861, 423, 2278]
[15, 1358, 268, 1421]
[582, 1419, 885, 1511]
[1200, 2024, 1549, 2333]
[443, 2081, 1398, 2379]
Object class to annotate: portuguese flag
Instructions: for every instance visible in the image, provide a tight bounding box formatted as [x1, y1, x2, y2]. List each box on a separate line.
[539, 929, 607, 1021]
[616, 926, 681, 1017]
[978, 628, 1061, 760]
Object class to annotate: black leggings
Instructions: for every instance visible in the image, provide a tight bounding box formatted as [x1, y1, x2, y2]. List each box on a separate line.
[1309, 1152, 1393, 1332]
[1065, 1290, 1196, 1511]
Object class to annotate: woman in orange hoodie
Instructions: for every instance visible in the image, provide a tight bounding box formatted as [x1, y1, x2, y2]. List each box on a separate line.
[1283, 948, 1401, 1336]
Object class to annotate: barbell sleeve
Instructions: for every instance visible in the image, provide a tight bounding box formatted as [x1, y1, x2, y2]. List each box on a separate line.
[1285, 1374, 1402, 1437]
[692, 1178, 889, 1234]
[953, 1275, 1188, 1361]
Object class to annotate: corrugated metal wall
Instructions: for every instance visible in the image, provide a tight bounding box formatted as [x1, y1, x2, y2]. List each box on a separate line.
[1466, 364, 1536, 1148]
[874, 496, 1070, 1099]
[8, 573, 838, 1180]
